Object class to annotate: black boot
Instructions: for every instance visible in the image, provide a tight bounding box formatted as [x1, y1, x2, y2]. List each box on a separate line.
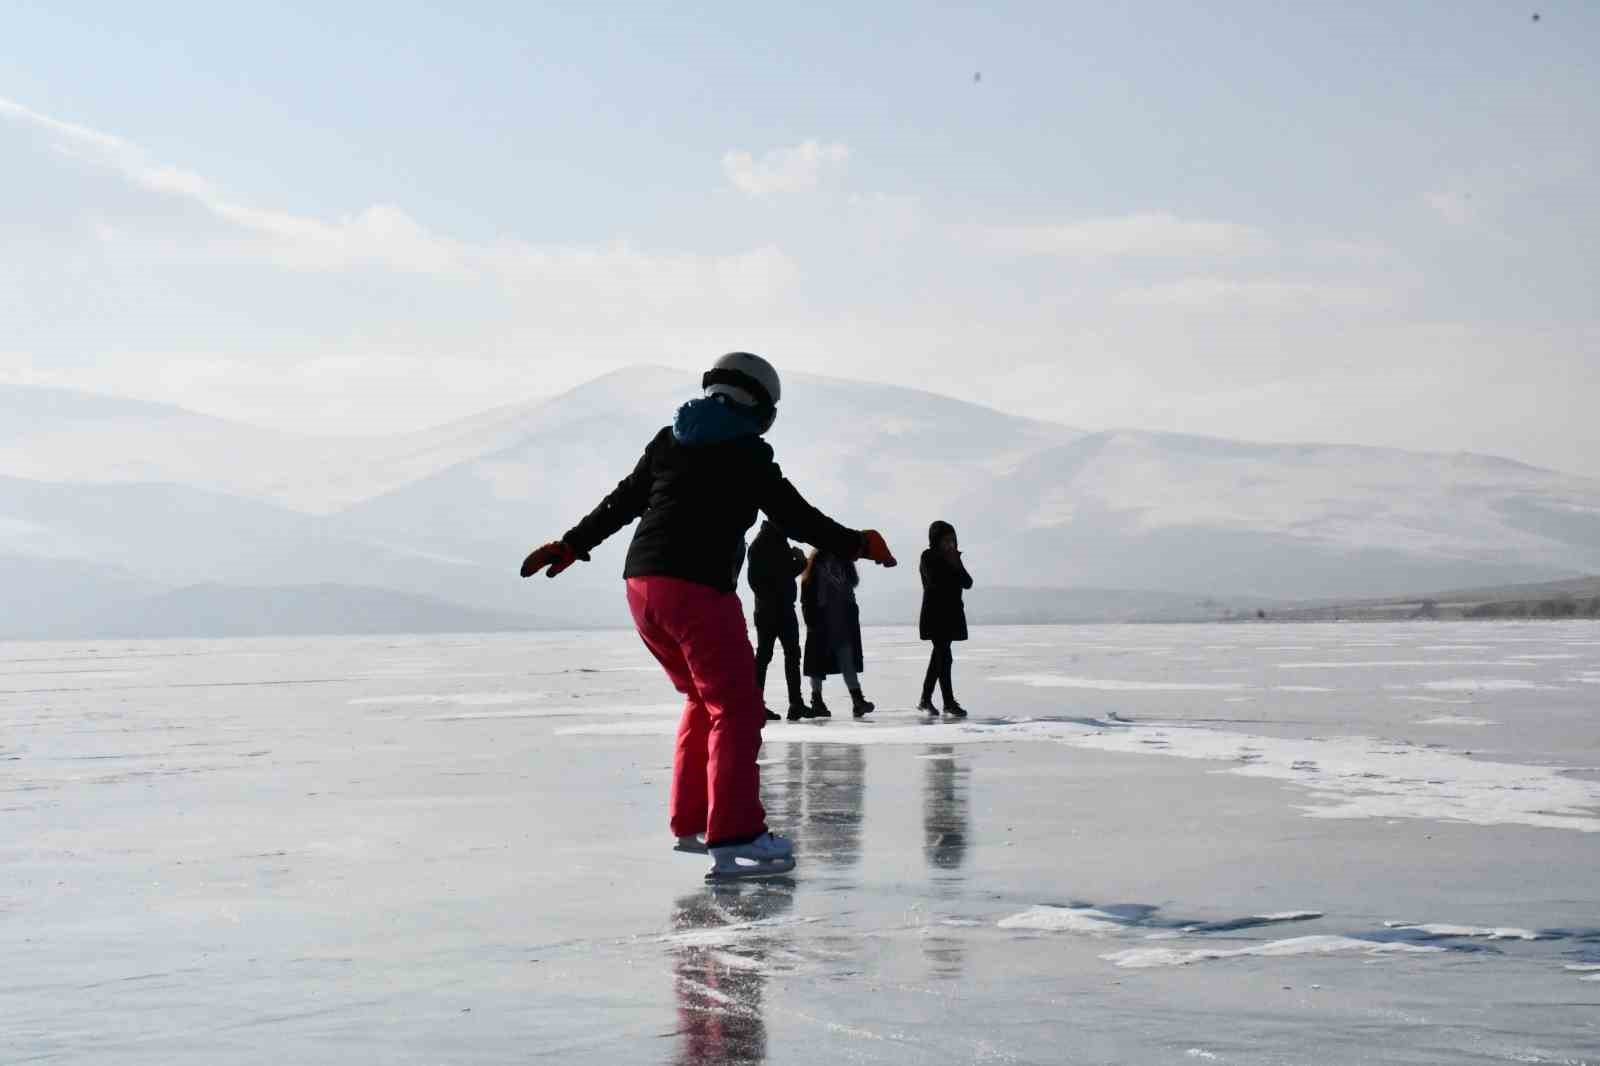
[917, 696, 938, 715]
[850, 689, 875, 718]
[763, 706, 781, 721]
[808, 695, 831, 719]
[943, 700, 967, 719]
[786, 702, 809, 722]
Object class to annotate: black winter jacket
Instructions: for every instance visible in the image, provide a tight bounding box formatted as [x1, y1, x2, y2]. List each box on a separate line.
[919, 548, 973, 642]
[562, 427, 864, 593]
[747, 522, 805, 609]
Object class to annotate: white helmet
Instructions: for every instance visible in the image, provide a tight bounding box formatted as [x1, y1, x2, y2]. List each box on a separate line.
[702, 351, 781, 430]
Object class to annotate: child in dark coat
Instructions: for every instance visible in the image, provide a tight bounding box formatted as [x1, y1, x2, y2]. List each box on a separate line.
[918, 520, 972, 717]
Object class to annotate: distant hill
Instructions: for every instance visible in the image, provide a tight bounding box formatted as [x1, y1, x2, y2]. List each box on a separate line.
[0, 554, 161, 637]
[0, 384, 553, 514]
[1262, 574, 1600, 622]
[952, 430, 1600, 600]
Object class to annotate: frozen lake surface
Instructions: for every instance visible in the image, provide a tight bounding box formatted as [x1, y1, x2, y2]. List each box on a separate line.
[4, 622, 1598, 1064]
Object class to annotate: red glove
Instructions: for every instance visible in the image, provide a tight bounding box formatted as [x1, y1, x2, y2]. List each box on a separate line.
[519, 541, 588, 579]
[860, 530, 897, 567]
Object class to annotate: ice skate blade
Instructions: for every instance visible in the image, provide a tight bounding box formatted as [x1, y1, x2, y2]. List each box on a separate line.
[704, 856, 797, 882]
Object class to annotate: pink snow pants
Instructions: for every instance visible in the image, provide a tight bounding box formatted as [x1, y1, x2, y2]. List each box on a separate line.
[626, 576, 767, 847]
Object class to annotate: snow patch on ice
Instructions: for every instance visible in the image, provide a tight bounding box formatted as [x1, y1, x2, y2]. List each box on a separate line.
[1417, 715, 1497, 726]
[560, 720, 700, 738]
[1419, 679, 1557, 692]
[1103, 935, 1442, 968]
[997, 905, 1127, 934]
[425, 703, 679, 721]
[348, 691, 548, 707]
[1277, 661, 1514, 669]
[993, 674, 1246, 692]
[1274, 685, 1334, 693]
[1382, 922, 1540, 940]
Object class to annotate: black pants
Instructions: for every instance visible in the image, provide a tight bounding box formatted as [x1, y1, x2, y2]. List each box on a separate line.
[922, 640, 956, 704]
[755, 607, 804, 708]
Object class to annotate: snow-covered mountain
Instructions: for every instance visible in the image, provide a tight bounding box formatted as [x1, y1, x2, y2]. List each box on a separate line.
[326, 366, 1080, 599]
[3, 368, 1598, 635]
[0, 385, 550, 514]
[953, 431, 1600, 599]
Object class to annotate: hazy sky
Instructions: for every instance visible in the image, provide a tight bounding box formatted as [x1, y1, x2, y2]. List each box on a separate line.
[3, 2, 1597, 475]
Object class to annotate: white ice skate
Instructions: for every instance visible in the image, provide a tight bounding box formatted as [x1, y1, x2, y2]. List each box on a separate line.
[673, 833, 708, 854]
[704, 832, 796, 881]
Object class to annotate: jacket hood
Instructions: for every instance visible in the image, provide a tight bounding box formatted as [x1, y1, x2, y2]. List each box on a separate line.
[928, 520, 956, 548]
[672, 395, 763, 447]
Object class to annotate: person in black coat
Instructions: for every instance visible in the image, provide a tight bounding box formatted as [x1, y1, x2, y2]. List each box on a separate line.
[747, 520, 808, 721]
[918, 520, 973, 717]
[800, 549, 874, 718]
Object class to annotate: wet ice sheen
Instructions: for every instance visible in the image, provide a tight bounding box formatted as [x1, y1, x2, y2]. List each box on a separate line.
[3, 621, 1598, 1065]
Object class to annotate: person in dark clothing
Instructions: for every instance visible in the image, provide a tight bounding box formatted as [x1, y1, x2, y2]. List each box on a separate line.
[518, 352, 898, 880]
[746, 520, 808, 721]
[918, 520, 972, 718]
[801, 549, 874, 718]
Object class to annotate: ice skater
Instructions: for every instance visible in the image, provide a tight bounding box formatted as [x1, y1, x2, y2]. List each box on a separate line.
[518, 352, 897, 880]
[747, 520, 809, 722]
[918, 520, 972, 718]
[800, 548, 875, 718]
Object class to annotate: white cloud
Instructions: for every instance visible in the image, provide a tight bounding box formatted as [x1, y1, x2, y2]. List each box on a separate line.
[721, 139, 849, 198]
[2, 94, 800, 305]
[3, 94, 471, 276]
[961, 212, 1272, 258]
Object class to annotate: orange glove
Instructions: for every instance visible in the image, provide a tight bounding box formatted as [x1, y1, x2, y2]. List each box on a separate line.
[860, 530, 897, 567]
[519, 541, 589, 579]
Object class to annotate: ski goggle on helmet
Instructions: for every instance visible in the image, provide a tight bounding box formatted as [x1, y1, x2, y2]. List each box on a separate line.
[702, 351, 781, 432]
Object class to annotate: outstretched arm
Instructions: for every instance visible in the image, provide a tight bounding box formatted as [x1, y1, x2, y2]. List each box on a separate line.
[759, 462, 896, 566]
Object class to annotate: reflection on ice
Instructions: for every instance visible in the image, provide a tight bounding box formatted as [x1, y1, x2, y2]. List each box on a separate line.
[667, 883, 794, 1065]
